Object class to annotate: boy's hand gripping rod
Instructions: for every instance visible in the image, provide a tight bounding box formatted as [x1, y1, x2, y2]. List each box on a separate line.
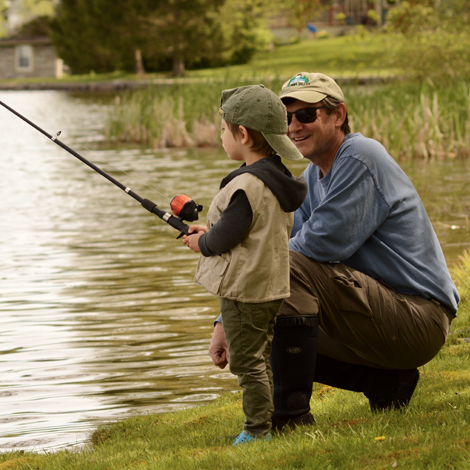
[0, 100, 202, 238]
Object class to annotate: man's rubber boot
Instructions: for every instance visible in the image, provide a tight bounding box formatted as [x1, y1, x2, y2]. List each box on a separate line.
[368, 368, 420, 411]
[314, 354, 419, 411]
[270, 315, 318, 432]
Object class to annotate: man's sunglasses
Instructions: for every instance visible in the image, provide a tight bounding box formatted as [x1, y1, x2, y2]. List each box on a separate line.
[287, 106, 328, 126]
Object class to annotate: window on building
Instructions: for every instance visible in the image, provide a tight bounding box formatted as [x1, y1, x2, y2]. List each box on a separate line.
[16, 45, 33, 71]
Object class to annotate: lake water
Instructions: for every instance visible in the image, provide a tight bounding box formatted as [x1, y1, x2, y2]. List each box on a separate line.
[0, 90, 469, 452]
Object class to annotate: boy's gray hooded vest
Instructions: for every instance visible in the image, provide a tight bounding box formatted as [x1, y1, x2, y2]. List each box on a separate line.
[194, 172, 293, 303]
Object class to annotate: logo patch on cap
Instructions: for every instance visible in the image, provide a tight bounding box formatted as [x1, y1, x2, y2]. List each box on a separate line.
[287, 74, 309, 87]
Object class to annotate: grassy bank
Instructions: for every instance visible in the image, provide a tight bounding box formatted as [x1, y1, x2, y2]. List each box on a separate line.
[1, 252, 469, 469]
[186, 32, 392, 80]
[0, 33, 389, 89]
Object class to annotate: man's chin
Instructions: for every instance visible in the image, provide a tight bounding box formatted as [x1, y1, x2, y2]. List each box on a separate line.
[291, 139, 312, 156]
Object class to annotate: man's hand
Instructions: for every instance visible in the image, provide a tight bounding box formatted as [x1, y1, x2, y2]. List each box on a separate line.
[182, 225, 207, 253]
[209, 322, 229, 369]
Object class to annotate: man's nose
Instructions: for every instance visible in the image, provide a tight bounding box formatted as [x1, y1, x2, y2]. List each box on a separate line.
[288, 115, 304, 132]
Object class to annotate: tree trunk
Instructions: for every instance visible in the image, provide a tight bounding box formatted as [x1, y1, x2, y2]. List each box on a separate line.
[375, 0, 383, 27]
[172, 56, 185, 77]
[134, 48, 145, 76]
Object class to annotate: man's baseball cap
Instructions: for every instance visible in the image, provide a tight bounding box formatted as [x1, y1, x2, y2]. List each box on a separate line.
[220, 84, 304, 161]
[279, 72, 344, 104]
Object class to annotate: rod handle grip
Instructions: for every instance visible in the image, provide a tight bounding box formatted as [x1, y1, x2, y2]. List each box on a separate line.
[141, 199, 190, 237]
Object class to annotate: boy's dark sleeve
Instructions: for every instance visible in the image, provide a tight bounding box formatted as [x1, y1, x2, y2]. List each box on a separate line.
[198, 190, 253, 256]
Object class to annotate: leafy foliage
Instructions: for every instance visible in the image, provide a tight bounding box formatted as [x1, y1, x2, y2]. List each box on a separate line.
[0, 0, 54, 37]
[12, 14, 52, 37]
[22, 0, 54, 17]
[215, 0, 273, 66]
[272, 0, 330, 32]
[49, 0, 273, 76]
[384, 0, 470, 83]
[0, 0, 7, 37]
[49, 0, 148, 74]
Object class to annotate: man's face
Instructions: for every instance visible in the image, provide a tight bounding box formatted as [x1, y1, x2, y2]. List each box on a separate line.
[285, 100, 337, 161]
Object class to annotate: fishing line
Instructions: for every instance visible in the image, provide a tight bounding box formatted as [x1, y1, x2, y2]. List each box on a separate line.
[0, 100, 203, 238]
[71, 139, 172, 202]
[18, 99, 173, 202]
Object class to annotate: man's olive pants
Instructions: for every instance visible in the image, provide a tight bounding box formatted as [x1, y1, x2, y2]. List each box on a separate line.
[279, 250, 454, 370]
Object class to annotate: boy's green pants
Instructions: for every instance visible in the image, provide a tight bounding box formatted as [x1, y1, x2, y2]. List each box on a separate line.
[220, 298, 283, 438]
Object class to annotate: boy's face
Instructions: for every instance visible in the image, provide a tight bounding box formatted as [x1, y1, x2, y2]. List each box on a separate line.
[220, 119, 244, 162]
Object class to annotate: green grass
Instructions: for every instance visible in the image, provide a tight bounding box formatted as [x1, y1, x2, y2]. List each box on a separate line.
[0, 70, 142, 86]
[1, 252, 469, 469]
[187, 32, 395, 81]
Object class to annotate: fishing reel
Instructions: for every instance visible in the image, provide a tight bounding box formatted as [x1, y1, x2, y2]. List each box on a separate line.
[170, 194, 203, 222]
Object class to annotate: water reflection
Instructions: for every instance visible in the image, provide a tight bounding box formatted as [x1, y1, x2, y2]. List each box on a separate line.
[403, 159, 470, 265]
[0, 91, 468, 452]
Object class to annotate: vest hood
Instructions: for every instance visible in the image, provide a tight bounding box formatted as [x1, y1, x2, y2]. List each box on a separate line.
[220, 155, 307, 213]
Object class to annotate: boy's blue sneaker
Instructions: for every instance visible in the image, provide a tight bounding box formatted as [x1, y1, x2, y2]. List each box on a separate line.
[232, 431, 272, 446]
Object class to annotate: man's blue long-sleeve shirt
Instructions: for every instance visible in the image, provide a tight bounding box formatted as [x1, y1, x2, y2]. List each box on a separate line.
[289, 133, 459, 312]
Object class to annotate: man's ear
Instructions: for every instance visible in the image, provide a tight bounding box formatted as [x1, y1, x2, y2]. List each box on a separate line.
[238, 125, 251, 145]
[334, 103, 347, 128]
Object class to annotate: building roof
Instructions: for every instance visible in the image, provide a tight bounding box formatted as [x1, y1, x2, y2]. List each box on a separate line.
[0, 36, 52, 47]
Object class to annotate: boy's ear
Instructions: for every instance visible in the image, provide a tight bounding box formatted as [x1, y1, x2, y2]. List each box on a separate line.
[238, 125, 251, 145]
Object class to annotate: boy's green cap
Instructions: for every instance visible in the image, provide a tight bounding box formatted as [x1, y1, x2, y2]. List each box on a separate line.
[220, 84, 304, 161]
[279, 72, 344, 103]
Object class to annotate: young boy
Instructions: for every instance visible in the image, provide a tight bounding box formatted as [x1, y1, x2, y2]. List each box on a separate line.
[183, 85, 307, 445]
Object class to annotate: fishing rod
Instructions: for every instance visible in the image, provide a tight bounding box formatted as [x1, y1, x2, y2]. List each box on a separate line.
[0, 100, 202, 238]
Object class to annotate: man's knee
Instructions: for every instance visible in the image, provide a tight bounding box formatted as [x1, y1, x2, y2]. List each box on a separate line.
[278, 251, 324, 317]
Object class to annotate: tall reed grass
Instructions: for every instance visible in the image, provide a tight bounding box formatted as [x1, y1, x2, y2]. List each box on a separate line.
[349, 81, 470, 160]
[105, 76, 284, 148]
[105, 77, 470, 160]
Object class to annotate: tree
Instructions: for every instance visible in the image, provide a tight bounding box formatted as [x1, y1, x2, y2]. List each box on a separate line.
[137, 0, 226, 76]
[272, 0, 330, 32]
[49, 0, 272, 76]
[0, 0, 7, 37]
[215, 0, 273, 66]
[2, 0, 55, 36]
[50, 0, 148, 74]
[22, 0, 54, 16]
[386, 0, 470, 37]
[384, 0, 470, 83]
[13, 14, 51, 37]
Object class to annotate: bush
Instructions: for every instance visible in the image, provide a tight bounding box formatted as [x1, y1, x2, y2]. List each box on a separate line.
[316, 30, 330, 39]
[382, 30, 470, 84]
[383, 0, 470, 84]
